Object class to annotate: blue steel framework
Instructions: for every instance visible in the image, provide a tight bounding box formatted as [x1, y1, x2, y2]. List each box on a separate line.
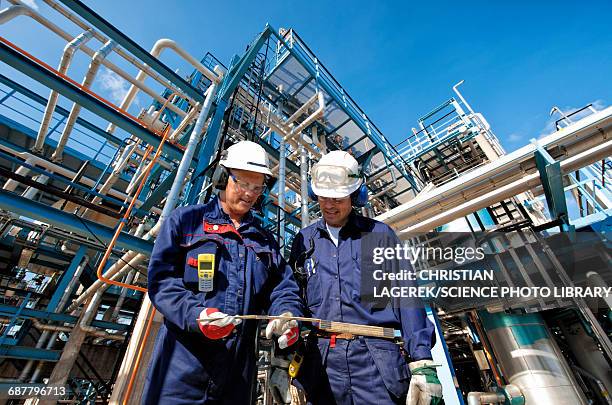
[0, 0, 608, 402]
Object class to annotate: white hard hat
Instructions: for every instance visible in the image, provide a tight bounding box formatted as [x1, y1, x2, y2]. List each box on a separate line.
[311, 150, 362, 198]
[219, 140, 273, 176]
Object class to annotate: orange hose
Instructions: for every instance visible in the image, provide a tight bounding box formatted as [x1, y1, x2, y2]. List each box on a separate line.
[96, 126, 172, 292]
[123, 307, 156, 405]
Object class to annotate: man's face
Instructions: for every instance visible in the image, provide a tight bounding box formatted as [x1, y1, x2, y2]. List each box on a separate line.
[222, 168, 265, 218]
[318, 196, 352, 227]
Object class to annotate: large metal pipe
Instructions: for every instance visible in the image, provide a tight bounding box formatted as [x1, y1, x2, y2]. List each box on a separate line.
[160, 82, 218, 221]
[397, 138, 611, 234]
[33, 29, 94, 153]
[106, 38, 221, 134]
[479, 311, 588, 405]
[300, 143, 309, 228]
[3, 2, 187, 120]
[466, 391, 505, 405]
[51, 40, 116, 162]
[41, 0, 190, 100]
[377, 107, 612, 233]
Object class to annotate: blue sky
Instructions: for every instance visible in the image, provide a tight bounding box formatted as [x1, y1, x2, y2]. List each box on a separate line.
[2, 0, 611, 153]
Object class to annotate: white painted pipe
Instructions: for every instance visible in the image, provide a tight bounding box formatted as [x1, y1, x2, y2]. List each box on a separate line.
[398, 138, 612, 234]
[467, 391, 505, 405]
[41, 0, 188, 101]
[51, 40, 116, 163]
[160, 83, 217, 221]
[283, 91, 325, 142]
[33, 29, 94, 153]
[378, 107, 612, 232]
[3, 157, 36, 191]
[106, 38, 223, 134]
[4, 1, 187, 120]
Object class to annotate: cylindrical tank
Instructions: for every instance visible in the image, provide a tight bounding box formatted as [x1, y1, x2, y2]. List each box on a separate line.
[478, 311, 588, 405]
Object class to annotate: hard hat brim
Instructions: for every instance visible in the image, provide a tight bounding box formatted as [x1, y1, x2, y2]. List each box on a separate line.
[311, 180, 361, 198]
[220, 160, 273, 176]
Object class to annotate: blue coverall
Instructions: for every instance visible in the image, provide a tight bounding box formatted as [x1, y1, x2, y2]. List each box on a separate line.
[142, 196, 303, 404]
[289, 212, 435, 405]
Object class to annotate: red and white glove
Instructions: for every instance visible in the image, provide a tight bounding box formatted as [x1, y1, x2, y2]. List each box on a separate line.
[197, 308, 241, 339]
[265, 311, 299, 349]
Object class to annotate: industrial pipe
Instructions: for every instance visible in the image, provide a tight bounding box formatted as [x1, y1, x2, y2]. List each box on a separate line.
[377, 107, 612, 232]
[398, 138, 611, 234]
[51, 39, 116, 162]
[106, 38, 222, 134]
[3, 2, 187, 119]
[33, 29, 94, 153]
[160, 82, 218, 221]
[466, 391, 505, 405]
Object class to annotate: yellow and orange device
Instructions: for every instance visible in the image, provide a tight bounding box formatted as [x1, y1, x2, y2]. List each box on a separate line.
[288, 352, 304, 379]
[197, 253, 215, 292]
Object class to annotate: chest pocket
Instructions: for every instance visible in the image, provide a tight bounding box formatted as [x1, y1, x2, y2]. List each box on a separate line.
[249, 244, 274, 296]
[182, 235, 228, 294]
[305, 255, 322, 310]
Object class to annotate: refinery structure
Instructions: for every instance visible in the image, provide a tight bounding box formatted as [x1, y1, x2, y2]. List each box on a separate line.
[0, 0, 610, 404]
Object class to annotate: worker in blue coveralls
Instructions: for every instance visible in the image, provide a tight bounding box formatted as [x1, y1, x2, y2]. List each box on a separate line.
[142, 140, 303, 404]
[290, 150, 443, 405]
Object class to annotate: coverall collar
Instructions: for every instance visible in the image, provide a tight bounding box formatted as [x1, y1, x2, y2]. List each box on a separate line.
[315, 211, 368, 238]
[203, 195, 255, 226]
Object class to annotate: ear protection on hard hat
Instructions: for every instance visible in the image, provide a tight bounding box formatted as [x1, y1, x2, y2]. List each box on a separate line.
[308, 177, 369, 208]
[212, 149, 230, 190]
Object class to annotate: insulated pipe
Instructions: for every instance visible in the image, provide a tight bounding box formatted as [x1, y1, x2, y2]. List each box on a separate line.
[106, 38, 222, 134]
[279, 136, 287, 246]
[160, 83, 218, 221]
[2, 156, 36, 191]
[283, 91, 325, 142]
[33, 29, 94, 153]
[169, 101, 201, 142]
[79, 140, 140, 218]
[300, 143, 309, 228]
[378, 107, 612, 232]
[466, 392, 505, 405]
[21, 174, 49, 200]
[51, 40, 116, 163]
[3, 2, 187, 120]
[41, 0, 188, 101]
[398, 139, 612, 234]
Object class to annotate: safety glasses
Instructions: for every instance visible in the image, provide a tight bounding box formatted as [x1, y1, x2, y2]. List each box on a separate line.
[311, 164, 360, 188]
[229, 173, 266, 195]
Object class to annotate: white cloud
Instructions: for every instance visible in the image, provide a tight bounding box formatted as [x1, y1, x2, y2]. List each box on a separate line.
[539, 99, 607, 138]
[99, 68, 137, 107]
[507, 132, 524, 144]
[21, 0, 39, 10]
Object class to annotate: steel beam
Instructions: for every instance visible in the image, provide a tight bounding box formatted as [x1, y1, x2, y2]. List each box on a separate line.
[0, 304, 129, 331]
[0, 40, 188, 162]
[0, 189, 153, 255]
[57, 0, 203, 102]
[0, 73, 123, 147]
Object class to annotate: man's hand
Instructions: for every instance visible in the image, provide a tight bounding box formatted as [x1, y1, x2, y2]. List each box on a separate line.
[406, 359, 442, 405]
[265, 311, 299, 349]
[197, 308, 241, 339]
